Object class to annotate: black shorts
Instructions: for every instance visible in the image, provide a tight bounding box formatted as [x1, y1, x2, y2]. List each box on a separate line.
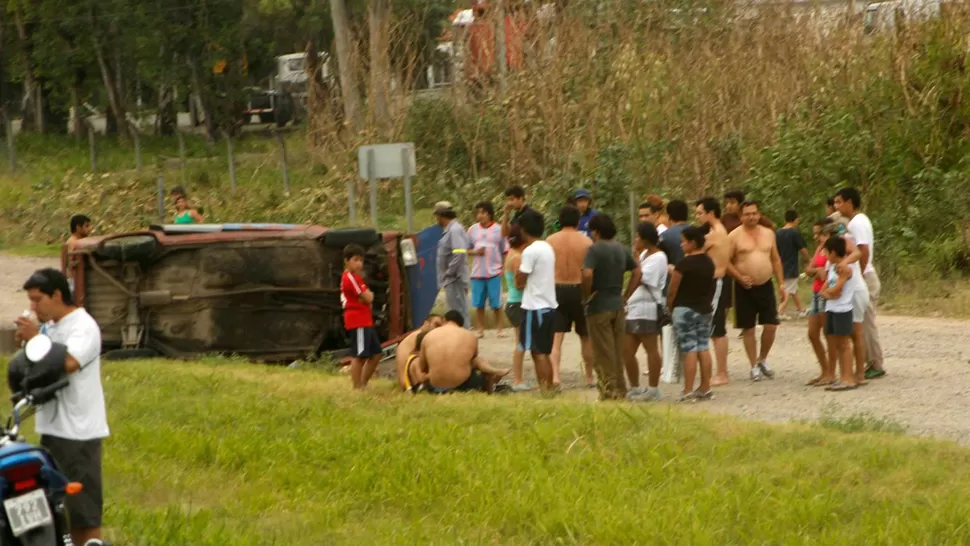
[734, 281, 779, 329]
[505, 302, 524, 328]
[519, 308, 556, 355]
[825, 310, 853, 336]
[41, 435, 102, 529]
[711, 277, 730, 338]
[554, 284, 588, 336]
[421, 369, 487, 394]
[348, 327, 382, 358]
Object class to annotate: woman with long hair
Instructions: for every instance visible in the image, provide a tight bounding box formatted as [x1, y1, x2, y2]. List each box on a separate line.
[805, 218, 837, 386]
[504, 225, 529, 391]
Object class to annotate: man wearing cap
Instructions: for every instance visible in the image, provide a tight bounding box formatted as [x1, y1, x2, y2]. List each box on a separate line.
[573, 189, 597, 237]
[435, 202, 472, 328]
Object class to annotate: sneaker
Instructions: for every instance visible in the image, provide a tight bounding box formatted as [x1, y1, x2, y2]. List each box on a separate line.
[628, 387, 662, 402]
[511, 383, 532, 392]
[757, 361, 775, 379]
[864, 366, 887, 380]
[626, 386, 646, 398]
[750, 366, 764, 382]
[692, 389, 715, 401]
[797, 309, 810, 319]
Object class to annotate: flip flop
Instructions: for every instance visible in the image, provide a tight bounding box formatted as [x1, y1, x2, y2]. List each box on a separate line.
[805, 377, 823, 386]
[813, 379, 837, 387]
[825, 382, 858, 392]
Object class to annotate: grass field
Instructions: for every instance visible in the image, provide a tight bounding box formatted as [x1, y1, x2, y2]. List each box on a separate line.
[4, 358, 970, 545]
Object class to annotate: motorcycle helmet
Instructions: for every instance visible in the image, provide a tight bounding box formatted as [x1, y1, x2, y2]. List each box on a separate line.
[7, 335, 68, 399]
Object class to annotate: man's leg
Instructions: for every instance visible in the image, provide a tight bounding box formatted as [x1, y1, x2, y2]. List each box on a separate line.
[550, 333, 565, 385]
[622, 334, 642, 388]
[608, 310, 629, 398]
[533, 353, 554, 390]
[362, 355, 380, 386]
[577, 314, 595, 386]
[488, 276, 505, 337]
[863, 272, 885, 374]
[711, 289, 730, 385]
[759, 325, 777, 362]
[792, 293, 805, 313]
[756, 283, 780, 377]
[472, 279, 487, 336]
[42, 436, 103, 546]
[587, 311, 614, 399]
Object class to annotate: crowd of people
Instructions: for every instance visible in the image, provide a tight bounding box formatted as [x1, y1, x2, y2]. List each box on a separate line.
[374, 184, 886, 401]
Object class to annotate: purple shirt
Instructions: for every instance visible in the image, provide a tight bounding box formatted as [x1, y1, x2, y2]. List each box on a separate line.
[467, 222, 507, 279]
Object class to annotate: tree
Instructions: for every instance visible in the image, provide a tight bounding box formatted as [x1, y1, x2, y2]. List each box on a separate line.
[330, 0, 362, 132]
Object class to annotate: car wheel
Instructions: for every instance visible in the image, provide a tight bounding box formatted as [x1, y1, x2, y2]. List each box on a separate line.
[324, 228, 380, 248]
[94, 235, 158, 262]
[102, 348, 161, 361]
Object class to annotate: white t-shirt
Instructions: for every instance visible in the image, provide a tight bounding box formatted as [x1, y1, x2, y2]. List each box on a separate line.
[842, 233, 869, 298]
[626, 251, 668, 320]
[847, 213, 876, 275]
[824, 265, 855, 313]
[519, 241, 558, 310]
[36, 308, 109, 441]
[657, 224, 668, 236]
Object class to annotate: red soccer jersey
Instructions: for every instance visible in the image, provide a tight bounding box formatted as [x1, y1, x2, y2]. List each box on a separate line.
[341, 271, 373, 330]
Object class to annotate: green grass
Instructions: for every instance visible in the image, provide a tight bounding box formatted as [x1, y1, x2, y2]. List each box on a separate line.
[0, 243, 62, 257]
[4, 358, 970, 544]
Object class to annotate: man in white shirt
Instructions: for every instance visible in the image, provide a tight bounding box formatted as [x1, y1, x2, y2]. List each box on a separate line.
[514, 209, 558, 391]
[15, 268, 109, 546]
[835, 188, 885, 379]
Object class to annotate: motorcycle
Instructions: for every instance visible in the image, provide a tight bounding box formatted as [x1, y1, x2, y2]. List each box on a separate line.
[0, 334, 82, 546]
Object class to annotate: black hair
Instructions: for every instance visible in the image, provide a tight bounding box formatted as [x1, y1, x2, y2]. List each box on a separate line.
[559, 204, 580, 228]
[785, 209, 798, 223]
[424, 313, 442, 324]
[475, 201, 495, 220]
[826, 197, 835, 208]
[343, 244, 366, 261]
[70, 215, 91, 234]
[741, 200, 760, 212]
[518, 209, 544, 238]
[636, 222, 659, 246]
[836, 187, 862, 210]
[724, 190, 745, 203]
[508, 224, 526, 249]
[667, 200, 688, 222]
[504, 185, 526, 199]
[814, 217, 834, 228]
[170, 186, 187, 198]
[681, 225, 706, 249]
[696, 197, 721, 219]
[444, 310, 465, 327]
[23, 268, 74, 306]
[588, 213, 617, 239]
[824, 235, 847, 257]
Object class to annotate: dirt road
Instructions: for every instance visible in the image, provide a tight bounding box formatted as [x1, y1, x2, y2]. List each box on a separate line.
[4, 253, 968, 445]
[476, 315, 970, 445]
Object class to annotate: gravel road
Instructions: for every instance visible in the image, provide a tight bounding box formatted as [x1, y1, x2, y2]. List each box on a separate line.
[5, 253, 968, 445]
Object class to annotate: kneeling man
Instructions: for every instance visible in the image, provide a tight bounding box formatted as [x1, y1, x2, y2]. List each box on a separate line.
[408, 310, 509, 393]
[396, 314, 445, 391]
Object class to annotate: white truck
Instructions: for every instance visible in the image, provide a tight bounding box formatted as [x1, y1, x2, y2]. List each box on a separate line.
[864, 0, 941, 34]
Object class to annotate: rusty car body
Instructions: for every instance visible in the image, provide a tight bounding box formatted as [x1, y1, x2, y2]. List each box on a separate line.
[63, 223, 430, 362]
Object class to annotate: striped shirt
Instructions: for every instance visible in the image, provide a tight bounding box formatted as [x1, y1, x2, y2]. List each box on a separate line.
[467, 222, 507, 279]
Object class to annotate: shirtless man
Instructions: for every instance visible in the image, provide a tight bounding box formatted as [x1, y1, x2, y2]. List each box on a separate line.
[64, 215, 92, 292]
[406, 311, 510, 393]
[726, 201, 785, 381]
[546, 205, 594, 388]
[395, 314, 445, 391]
[695, 197, 732, 385]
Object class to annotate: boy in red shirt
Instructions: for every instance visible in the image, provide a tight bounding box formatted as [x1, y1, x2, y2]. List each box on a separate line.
[341, 244, 382, 389]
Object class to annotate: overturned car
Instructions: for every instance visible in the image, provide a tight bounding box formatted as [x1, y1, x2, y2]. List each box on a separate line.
[63, 223, 442, 362]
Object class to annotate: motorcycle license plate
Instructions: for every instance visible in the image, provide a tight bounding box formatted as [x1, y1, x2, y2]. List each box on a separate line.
[3, 489, 52, 537]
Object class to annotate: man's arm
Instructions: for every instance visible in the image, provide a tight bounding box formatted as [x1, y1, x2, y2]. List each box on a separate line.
[502, 205, 513, 237]
[444, 230, 468, 282]
[581, 268, 594, 300]
[857, 244, 871, 273]
[770, 240, 785, 290]
[837, 236, 862, 273]
[515, 248, 532, 290]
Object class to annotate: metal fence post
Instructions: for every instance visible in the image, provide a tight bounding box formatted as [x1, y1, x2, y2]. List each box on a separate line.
[402, 147, 414, 234]
[368, 148, 378, 230]
[223, 131, 236, 194]
[157, 175, 166, 223]
[88, 126, 97, 174]
[276, 131, 290, 196]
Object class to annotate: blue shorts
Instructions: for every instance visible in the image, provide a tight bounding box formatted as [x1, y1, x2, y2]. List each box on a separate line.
[672, 307, 713, 354]
[348, 327, 382, 359]
[471, 276, 502, 310]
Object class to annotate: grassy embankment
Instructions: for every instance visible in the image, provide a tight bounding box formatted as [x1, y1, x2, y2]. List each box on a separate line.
[2, 357, 968, 545]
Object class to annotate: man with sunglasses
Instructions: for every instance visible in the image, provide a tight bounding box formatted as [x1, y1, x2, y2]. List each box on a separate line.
[15, 268, 108, 546]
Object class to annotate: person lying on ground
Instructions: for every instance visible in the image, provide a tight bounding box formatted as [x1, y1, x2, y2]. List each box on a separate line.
[405, 311, 510, 394]
[395, 314, 445, 392]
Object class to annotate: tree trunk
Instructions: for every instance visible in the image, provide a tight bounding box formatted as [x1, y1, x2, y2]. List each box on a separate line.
[90, 16, 129, 141]
[156, 85, 176, 136]
[494, 0, 509, 97]
[330, 0, 362, 132]
[12, 5, 38, 133]
[368, 0, 391, 135]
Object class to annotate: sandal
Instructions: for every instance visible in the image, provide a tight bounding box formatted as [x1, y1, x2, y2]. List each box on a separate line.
[805, 377, 823, 386]
[825, 382, 858, 392]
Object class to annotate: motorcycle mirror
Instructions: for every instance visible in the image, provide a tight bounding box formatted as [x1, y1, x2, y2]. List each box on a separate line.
[24, 334, 53, 363]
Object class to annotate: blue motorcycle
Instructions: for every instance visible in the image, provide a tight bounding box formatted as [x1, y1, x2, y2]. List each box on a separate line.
[0, 335, 80, 546]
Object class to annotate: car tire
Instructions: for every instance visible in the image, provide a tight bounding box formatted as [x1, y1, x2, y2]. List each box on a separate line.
[324, 229, 380, 249]
[102, 348, 161, 361]
[94, 235, 158, 262]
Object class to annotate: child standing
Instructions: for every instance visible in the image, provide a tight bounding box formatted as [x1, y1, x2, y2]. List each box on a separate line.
[821, 236, 857, 392]
[776, 209, 810, 318]
[341, 244, 382, 389]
